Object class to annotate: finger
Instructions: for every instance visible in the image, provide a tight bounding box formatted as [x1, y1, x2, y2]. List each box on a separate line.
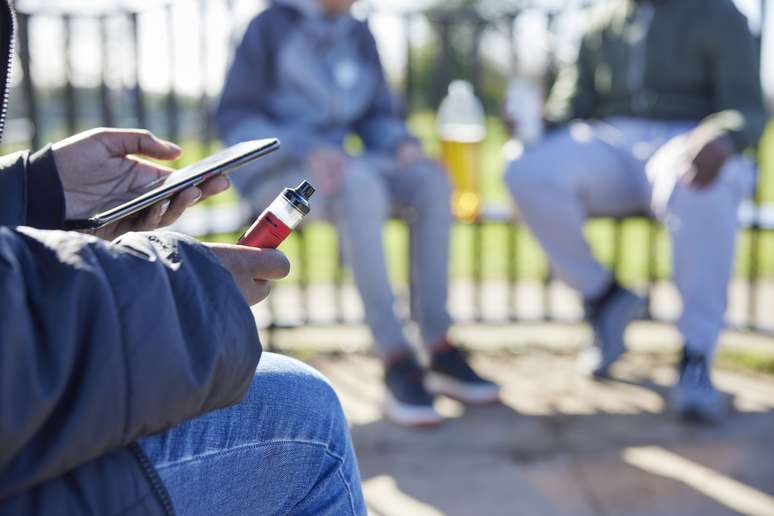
[217, 245, 291, 280]
[134, 199, 172, 231]
[198, 174, 230, 200]
[160, 187, 201, 227]
[97, 128, 182, 161]
[243, 280, 272, 306]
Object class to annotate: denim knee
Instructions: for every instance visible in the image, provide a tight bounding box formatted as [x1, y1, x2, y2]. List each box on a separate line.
[248, 353, 349, 454]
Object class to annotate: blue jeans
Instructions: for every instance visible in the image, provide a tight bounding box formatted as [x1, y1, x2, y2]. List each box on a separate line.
[139, 353, 365, 515]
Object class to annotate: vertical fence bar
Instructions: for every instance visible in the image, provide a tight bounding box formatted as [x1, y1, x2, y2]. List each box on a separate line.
[198, 0, 212, 154]
[470, 16, 484, 99]
[473, 220, 484, 322]
[335, 239, 347, 325]
[63, 15, 77, 135]
[17, 12, 40, 150]
[99, 15, 114, 127]
[165, 4, 179, 142]
[747, 184, 762, 331]
[434, 15, 451, 108]
[508, 223, 519, 322]
[297, 228, 312, 326]
[129, 11, 146, 128]
[645, 220, 658, 319]
[611, 218, 623, 281]
[403, 12, 414, 113]
[506, 14, 518, 323]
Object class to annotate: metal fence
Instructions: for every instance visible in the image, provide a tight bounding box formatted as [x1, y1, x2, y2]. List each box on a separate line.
[6, 0, 773, 339]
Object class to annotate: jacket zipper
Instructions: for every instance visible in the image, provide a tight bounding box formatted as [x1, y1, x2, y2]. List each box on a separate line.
[129, 442, 176, 516]
[0, 0, 15, 142]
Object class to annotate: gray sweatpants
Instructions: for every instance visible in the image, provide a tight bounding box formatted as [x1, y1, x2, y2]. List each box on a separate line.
[505, 118, 756, 356]
[235, 154, 453, 360]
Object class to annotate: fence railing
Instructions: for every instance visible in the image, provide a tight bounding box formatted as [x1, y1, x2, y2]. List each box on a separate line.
[6, 0, 773, 339]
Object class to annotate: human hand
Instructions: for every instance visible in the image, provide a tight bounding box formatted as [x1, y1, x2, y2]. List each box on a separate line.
[395, 141, 429, 169]
[53, 128, 230, 239]
[206, 243, 290, 306]
[305, 147, 348, 195]
[685, 132, 734, 189]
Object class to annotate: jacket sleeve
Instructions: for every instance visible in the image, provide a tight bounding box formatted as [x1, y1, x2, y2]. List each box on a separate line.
[0, 228, 261, 499]
[215, 12, 317, 158]
[0, 148, 65, 229]
[353, 25, 416, 155]
[544, 30, 598, 126]
[697, 1, 766, 152]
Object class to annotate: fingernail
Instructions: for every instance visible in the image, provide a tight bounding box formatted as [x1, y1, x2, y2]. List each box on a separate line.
[158, 200, 171, 218]
[189, 188, 202, 206]
[167, 141, 182, 152]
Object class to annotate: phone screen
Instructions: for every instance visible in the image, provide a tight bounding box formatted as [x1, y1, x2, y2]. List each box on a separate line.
[64, 138, 279, 229]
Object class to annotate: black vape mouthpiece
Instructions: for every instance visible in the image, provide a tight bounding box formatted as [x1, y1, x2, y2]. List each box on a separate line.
[283, 181, 316, 215]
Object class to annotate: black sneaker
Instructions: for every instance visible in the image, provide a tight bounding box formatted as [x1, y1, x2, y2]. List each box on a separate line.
[426, 346, 500, 404]
[669, 348, 727, 424]
[383, 354, 442, 428]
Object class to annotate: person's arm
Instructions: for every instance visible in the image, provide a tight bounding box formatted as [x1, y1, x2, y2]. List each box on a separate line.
[352, 25, 417, 156]
[0, 228, 273, 500]
[0, 148, 65, 229]
[695, 1, 766, 153]
[543, 31, 598, 127]
[216, 12, 317, 157]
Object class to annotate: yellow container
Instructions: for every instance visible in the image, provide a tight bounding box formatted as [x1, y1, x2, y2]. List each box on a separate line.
[440, 138, 481, 221]
[437, 81, 486, 221]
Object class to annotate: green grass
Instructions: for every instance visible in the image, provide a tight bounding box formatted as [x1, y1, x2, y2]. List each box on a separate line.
[717, 349, 774, 376]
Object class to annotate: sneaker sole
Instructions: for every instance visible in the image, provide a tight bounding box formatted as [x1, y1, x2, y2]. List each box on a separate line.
[425, 372, 501, 405]
[383, 391, 443, 428]
[669, 390, 727, 425]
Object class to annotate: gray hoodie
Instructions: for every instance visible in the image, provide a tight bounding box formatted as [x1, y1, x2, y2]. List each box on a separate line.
[216, 0, 414, 181]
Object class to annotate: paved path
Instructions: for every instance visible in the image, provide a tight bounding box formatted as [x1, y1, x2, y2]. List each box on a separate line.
[309, 350, 774, 516]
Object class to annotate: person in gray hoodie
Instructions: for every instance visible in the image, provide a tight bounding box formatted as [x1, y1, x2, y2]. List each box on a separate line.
[0, 1, 365, 513]
[217, 0, 499, 428]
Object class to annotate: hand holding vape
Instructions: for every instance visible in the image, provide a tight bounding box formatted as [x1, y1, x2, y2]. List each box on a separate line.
[237, 181, 315, 249]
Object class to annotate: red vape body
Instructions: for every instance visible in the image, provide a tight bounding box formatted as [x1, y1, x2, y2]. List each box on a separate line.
[238, 181, 315, 249]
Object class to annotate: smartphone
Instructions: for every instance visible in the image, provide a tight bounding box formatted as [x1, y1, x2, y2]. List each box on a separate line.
[64, 138, 280, 230]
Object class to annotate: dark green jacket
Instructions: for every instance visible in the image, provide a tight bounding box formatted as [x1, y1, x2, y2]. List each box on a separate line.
[545, 0, 767, 151]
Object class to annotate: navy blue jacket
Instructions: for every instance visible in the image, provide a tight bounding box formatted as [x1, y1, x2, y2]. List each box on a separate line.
[0, 2, 262, 514]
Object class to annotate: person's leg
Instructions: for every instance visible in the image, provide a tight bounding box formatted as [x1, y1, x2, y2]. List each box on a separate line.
[504, 122, 649, 297]
[381, 160, 453, 348]
[327, 158, 411, 359]
[139, 353, 365, 516]
[648, 137, 756, 421]
[382, 158, 500, 403]
[327, 157, 444, 426]
[505, 121, 652, 376]
[653, 154, 754, 357]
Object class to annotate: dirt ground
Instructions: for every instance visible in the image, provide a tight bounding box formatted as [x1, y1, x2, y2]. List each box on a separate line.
[307, 339, 774, 516]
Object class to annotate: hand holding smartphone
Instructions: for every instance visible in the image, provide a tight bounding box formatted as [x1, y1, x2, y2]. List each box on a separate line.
[64, 138, 280, 230]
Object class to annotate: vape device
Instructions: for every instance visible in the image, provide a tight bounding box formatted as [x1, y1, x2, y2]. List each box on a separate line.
[237, 181, 315, 249]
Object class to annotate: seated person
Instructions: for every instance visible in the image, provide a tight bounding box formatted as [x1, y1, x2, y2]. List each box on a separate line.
[216, 0, 499, 427]
[0, 2, 364, 513]
[505, 0, 765, 422]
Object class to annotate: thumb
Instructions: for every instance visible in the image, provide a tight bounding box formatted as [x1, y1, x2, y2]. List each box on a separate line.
[95, 128, 182, 161]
